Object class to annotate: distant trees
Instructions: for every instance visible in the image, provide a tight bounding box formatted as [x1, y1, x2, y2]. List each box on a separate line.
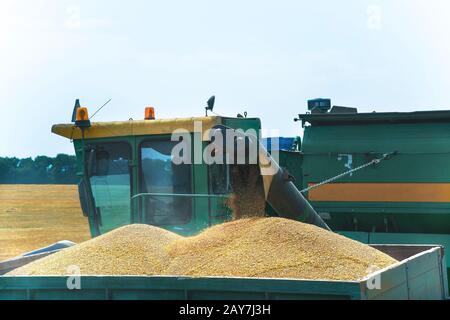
[0, 154, 79, 184]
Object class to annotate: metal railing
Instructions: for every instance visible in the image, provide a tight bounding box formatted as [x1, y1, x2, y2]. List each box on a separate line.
[130, 192, 230, 226]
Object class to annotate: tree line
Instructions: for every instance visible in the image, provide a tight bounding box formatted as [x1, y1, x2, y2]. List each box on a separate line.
[0, 154, 79, 184]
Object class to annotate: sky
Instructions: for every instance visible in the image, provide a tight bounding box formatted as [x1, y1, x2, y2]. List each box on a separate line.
[0, 0, 449, 158]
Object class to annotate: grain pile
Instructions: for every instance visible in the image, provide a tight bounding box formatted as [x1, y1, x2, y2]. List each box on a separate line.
[8, 218, 398, 280]
[165, 218, 398, 281]
[8, 224, 181, 276]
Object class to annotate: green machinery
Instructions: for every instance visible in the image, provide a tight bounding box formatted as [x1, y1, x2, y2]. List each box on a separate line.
[284, 99, 450, 282]
[2, 99, 450, 300]
[52, 99, 450, 254]
[51, 100, 328, 238]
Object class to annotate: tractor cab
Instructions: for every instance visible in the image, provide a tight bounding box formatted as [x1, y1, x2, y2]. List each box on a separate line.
[52, 102, 264, 237]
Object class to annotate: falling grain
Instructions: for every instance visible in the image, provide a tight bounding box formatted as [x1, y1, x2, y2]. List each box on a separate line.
[229, 164, 266, 219]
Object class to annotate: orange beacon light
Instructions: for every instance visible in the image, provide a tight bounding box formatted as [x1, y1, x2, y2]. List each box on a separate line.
[145, 107, 156, 120]
[75, 107, 91, 128]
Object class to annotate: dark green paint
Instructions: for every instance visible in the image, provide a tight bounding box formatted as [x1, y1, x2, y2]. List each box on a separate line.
[293, 109, 450, 286]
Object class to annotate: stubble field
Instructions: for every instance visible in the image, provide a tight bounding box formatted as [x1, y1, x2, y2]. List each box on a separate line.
[0, 185, 91, 261]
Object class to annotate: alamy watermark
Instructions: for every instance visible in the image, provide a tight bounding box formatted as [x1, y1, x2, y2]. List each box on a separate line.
[66, 265, 81, 290]
[366, 265, 382, 290]
[65, 5, 81, 30]
[367, 4, 383, 31]
[170, 121, 280, 176]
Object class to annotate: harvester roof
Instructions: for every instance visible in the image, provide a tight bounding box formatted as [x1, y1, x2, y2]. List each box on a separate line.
[52, 116, 222, 140]
[298, 110, 450, 127]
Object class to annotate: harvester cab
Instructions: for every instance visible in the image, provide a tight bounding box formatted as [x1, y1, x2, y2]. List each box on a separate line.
[52, 99, 328, 237]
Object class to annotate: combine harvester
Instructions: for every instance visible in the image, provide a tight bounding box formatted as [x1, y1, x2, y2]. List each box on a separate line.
[0, 98, 448, 300]
[271, 99, 450, 287]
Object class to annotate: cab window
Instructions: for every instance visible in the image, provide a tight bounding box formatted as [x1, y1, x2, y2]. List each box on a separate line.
[140, 139, 192, 225]
[88, 142, 132, 234]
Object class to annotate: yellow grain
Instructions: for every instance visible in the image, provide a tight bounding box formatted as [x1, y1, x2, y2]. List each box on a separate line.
[8, 218, 397, 280]
[229, 165, 266, 219]
[8, 224, 181, 276]
[165, 218, 398, 280]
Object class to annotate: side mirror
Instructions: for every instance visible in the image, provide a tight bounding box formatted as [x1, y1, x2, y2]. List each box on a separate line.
[205, 95, 215, 116]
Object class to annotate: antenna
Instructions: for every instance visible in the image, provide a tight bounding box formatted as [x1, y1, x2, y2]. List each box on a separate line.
[89, 98, 112, 120]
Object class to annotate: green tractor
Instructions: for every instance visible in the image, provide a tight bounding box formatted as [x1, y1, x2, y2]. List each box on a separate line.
[52, 99, 328, 238]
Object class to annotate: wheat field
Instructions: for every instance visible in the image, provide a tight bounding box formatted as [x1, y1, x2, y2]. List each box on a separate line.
[0, 185, 91, 261]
